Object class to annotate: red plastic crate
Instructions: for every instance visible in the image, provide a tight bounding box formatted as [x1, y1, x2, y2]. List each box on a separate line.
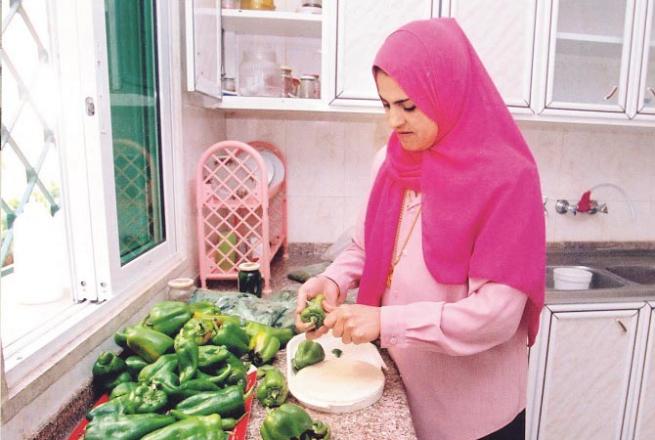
[69, 370, 257, 440]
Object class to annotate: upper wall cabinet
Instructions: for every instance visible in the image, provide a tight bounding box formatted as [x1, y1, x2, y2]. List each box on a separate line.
[539, 0, 638, 116]
[634, 0, 655, 118]
[442, 0, 537, 109]
[328, 0, 439, 105]
[186, 0, 222, 98]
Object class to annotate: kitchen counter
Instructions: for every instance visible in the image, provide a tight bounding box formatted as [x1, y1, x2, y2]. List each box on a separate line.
[247, 349, 417, 440]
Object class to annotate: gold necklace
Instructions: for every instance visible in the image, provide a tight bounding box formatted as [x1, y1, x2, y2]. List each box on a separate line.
[387, 191, 422, 287]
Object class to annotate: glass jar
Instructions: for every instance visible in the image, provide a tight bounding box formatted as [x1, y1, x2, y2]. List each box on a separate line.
[281, 65, 295, 97]
[298, 75, 317, 99]
[241, 0, 275, 10]
[238, 48, 283, 97]
[222, 0, 240, 9]
[167, 278, 195, 302]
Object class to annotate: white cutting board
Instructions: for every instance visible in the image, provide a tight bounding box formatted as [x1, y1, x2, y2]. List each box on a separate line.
[286, 331, 386, 413]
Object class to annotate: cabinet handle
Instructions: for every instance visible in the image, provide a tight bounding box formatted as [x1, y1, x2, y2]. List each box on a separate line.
[604, 85, 619, 101]
[616, 319, 627, 333]
[648, 87, 655, 98]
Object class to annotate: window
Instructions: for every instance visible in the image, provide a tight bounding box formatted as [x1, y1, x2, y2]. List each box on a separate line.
[1, 0, 182, 389]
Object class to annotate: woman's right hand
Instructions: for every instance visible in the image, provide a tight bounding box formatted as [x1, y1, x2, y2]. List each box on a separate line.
[295, 275, 340, 339]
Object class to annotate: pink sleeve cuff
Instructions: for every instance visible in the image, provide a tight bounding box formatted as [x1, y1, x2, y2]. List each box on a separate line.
[321, 266, 354, 303]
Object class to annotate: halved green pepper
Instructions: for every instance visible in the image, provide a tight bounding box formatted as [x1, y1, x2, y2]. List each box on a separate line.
[119, 326, 175, 363]
[292, 339, 325, 371]
[248, 331, 280, 367]
[170, 385, 245, 419]
[260, 403, 331, 440]
[143, 301, 192, 336]
[212, 322, 250, 357]
[141, 414, 226, 440]
[256, 365, 288, 408]
[198, 345, 230, 369]
[300, 294, 326, 330]
[84, 413, 175, 440]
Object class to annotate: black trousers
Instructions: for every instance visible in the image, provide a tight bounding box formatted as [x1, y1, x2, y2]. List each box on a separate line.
[478, 410, 525, 440]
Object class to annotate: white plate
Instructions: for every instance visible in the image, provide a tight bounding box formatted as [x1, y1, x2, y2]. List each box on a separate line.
[259, 149, 285, 187]
[286, 331, 386, 413]
[257, 152, 275, 186]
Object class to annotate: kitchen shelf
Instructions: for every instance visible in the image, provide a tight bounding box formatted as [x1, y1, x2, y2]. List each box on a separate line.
[217, 95, 327, 111]
[556, 32, 623, 45]
[221, 9, 322, 37]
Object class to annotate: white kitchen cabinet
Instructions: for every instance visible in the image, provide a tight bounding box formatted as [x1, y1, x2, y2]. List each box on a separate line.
[185, 0, 222, 98]
[540, 0, 638, 115]
[634, 0, 655, 118]
[528, 302, 650, 440]
[442, 0, 537, 108]
[328, 0, 439, 105]
[634, 303, 655, 439]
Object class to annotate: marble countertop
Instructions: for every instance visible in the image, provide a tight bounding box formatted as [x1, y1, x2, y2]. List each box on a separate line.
[246, 349, 417, 440]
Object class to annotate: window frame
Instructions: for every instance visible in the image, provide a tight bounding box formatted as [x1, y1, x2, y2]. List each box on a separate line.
[1, 0, 187, 398]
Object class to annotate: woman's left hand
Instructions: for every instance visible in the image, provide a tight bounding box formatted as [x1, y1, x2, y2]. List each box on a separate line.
[323, 303, 381, 344]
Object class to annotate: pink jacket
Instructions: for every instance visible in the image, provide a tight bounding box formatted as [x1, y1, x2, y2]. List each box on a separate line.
[322, 149, 529, 440]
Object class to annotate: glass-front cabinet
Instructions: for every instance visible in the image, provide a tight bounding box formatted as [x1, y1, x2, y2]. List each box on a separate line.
[544, 0, 637, 113]
[636, 0, 655, 116]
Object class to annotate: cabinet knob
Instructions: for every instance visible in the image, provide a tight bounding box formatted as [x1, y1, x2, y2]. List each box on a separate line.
[616, 319, 627, 333]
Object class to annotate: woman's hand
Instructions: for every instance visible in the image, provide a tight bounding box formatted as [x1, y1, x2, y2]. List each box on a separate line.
[295, 276, 340, 338]
[323, 304, 381, 344]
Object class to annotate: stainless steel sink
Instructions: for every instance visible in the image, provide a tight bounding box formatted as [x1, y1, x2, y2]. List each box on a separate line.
[604, 265, 655, 285]
[546, 265, 628, 290]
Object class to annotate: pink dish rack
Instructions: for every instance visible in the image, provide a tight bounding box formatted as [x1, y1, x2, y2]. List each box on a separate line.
[196, 140, 288, 294]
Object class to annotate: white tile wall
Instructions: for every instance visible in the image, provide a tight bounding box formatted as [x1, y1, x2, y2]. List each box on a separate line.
[224, 113, 655, 243]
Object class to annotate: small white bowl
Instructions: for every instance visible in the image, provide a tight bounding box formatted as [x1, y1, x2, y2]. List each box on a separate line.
[554, 267, 593, 290]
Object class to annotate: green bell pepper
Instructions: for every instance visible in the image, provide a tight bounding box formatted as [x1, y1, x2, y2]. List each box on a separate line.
[143, 301, 192, 336]
[92, 352, 127, 377]
[84, 413, 176, 440]
[260, 403, 331, 440]
[244, 321, 294, 347]
[110, 381, 138, 400]
[212, 322, 250, 357]
[300, 294, 326, 330]
[127, 382, 168, 413]
[87, 397, 135, 420]
[188, 301, 222, 315]
[174, 337, 198, 383]
[248, 331, 280, 367]
[141, 414, 226, 440]
[198, 345, 230, 369]
[138, 353, 178, 383]
[125, 355, 149, 379]
[169, 378, 221, 401]
[292, 339, 325, 371]
[150, 369, 181, 396]
[175, 317, 216, 347]
[256, 365, 288, 408]
[123, 326, 175, 363]
[102, 371, 134, 392]
[170, 385, 245, 419]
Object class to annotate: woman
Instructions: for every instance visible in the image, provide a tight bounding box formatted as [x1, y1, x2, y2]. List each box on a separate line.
[296, 18, 545, 440]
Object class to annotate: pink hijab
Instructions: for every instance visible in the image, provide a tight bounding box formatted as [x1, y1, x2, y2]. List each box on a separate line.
[357, 18, 545, 346]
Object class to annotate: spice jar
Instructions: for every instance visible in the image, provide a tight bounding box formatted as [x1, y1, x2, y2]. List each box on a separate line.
[281, 66, 297, 97]
[222, 0, 240, 8]
[241, 0, 275, 10]
[222, 76, 236, 92]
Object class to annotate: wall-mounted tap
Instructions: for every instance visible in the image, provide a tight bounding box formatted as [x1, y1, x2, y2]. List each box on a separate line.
[555, 190, 608, 215]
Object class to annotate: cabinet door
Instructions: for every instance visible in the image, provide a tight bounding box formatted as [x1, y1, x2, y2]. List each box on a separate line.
[538, 309, 639, 440]
[545, 0, 637, 112]
[637, 0, 655, 115]
[184, 0, 222, 98]
[334, 0, 435, 102]
[634, 307, 655, 439]
[444, 0, 537, 108]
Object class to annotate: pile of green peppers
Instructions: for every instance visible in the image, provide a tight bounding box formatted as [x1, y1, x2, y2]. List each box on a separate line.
[86, 299, 301, 438]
